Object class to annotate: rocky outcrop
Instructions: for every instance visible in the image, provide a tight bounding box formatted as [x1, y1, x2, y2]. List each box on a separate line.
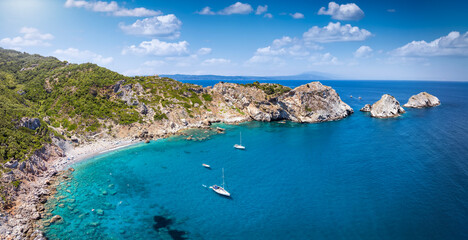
[369, 94, 405, 118]
[209, 81, 353, 123]
[277, 82, 353, 122]
[403, 92, 440, 108]
[19, 117, 41, 130]
[360, 104, 371, 112]
[0, 143, 64, 239]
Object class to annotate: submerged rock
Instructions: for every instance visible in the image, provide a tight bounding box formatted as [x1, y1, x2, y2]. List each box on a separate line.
[50, 215, 62, 223]
[153, 215, 173, 230]
[360, 104, 371, 112]
[168, 229, 188, 240]
[370, 94, 405, 118]
[403, 92, 440, 108]
[96, 209, 104, 216]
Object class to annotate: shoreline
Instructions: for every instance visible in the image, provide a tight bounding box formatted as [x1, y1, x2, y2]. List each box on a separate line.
[52, 138, 144, 171]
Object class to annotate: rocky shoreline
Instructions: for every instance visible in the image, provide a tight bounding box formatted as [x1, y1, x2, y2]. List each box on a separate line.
[0, 125, 217, 239]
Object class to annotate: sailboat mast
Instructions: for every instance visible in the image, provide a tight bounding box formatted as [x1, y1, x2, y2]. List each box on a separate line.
[222, 168, 225, 188]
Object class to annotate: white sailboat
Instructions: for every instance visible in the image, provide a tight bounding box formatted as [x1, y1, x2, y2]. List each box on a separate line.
[233, 132, 246, 150]
[210, 168, 231, 197]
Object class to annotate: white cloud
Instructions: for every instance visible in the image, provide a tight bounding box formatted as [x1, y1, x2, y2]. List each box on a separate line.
[114, 7, 162, 17]
[318, 2, 364, 21]
[247, 36, 320, 65]
[122, 39, 189, 56]
[198, 2, 253, 15]
[247, 55, 285, 65]
[290, 13, 304, 19]
[119, 14, 182, 38]
[197, 47, 212, 55]
[219, 2, 253, 15]
[143, 60, 166, 67]
[256, 5, 268, 15]
[202, 58, 231, 65]
[303, 22, 371, 43]
[197, 6, 215, 15]
[0, 27, 54, 49]
[392, 31, 468, 57]
[53, 48, 113, 65]
[309, 53, 339, 65]
[354, 45, 373, 58]
[64, 0, 161, 17]
[264, 13, 273, 18]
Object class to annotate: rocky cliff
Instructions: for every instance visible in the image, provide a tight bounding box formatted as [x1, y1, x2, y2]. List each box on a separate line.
[208, 81, 353, 123]
[403, 92, 440, 108]
[360, 104, 371, 112]
[0, 143, 64, 239]
[368, 94, 406, 118]
[276, 82, 353, 122]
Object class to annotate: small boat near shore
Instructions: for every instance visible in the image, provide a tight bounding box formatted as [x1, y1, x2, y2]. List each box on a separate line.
[233, 132, 245, 150]
[210, 168, 231, 197]
[202, 163, 211, 168]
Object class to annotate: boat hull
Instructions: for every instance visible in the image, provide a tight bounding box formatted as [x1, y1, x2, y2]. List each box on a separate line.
[233, 144, 245, 150]
[210, 186, 231, 197]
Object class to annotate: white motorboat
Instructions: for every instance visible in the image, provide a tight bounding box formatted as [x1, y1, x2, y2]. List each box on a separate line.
[210, 168, 231, 197]
[202, 163, 211, 168]
[233, 132, 245, 150]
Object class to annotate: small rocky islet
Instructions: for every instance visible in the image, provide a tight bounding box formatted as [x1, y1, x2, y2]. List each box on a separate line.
[403, 92, 441, 108]
[360, 92, 440, 118]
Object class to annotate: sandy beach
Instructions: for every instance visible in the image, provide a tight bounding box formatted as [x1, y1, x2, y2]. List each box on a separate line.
[52, 138, 143, 171]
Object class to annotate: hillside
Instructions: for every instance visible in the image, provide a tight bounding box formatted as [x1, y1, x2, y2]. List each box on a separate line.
[0, 48, 305, 176]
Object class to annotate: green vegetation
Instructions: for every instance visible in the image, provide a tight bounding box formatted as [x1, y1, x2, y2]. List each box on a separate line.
[12, 180, 20, 188]
[202, 93, 213, 101]
[0, 48, 144, 162]
[153, 108, 168, 121]
[242, 81, 291, 96]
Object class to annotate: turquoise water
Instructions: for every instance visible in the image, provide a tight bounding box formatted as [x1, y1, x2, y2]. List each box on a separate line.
[45, 81, 468, 239]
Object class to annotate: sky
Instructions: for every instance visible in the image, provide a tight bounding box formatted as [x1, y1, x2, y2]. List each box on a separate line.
[0, 0, 467, 81]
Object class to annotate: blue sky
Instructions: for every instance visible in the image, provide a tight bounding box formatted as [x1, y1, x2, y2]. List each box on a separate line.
[0, 0, 467, 80]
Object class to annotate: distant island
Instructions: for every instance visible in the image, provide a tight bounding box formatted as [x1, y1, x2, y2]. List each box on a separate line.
[161, 72, 333, 81]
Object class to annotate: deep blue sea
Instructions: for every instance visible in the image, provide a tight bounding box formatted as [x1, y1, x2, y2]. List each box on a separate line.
[44, 80, 468, 240]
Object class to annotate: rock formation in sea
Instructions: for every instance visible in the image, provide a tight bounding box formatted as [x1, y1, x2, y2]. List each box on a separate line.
[209, 81, 353, 123]
[276, 82, 353, 122]
[360, 104, 371, 112]
[369, 94, 406, 118]
[403, 92, 440, 108]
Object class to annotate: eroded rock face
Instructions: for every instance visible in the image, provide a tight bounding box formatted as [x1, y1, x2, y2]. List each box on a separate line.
[20, 117, 41, 130]
[277, 82, 353, 122]
[360, 104, 371, 112]
[370, 94, 405, 118]
[403, 92, 440, 108]
[209, 81, 353, 123]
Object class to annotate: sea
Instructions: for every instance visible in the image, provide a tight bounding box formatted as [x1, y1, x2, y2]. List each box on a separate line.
[44, 80, 468, 240]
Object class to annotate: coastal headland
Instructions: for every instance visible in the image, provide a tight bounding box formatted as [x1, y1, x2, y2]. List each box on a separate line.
[0, 48, 354, 239]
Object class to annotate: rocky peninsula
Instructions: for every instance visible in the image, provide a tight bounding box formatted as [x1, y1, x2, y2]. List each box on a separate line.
[0, 48, 354, 239]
